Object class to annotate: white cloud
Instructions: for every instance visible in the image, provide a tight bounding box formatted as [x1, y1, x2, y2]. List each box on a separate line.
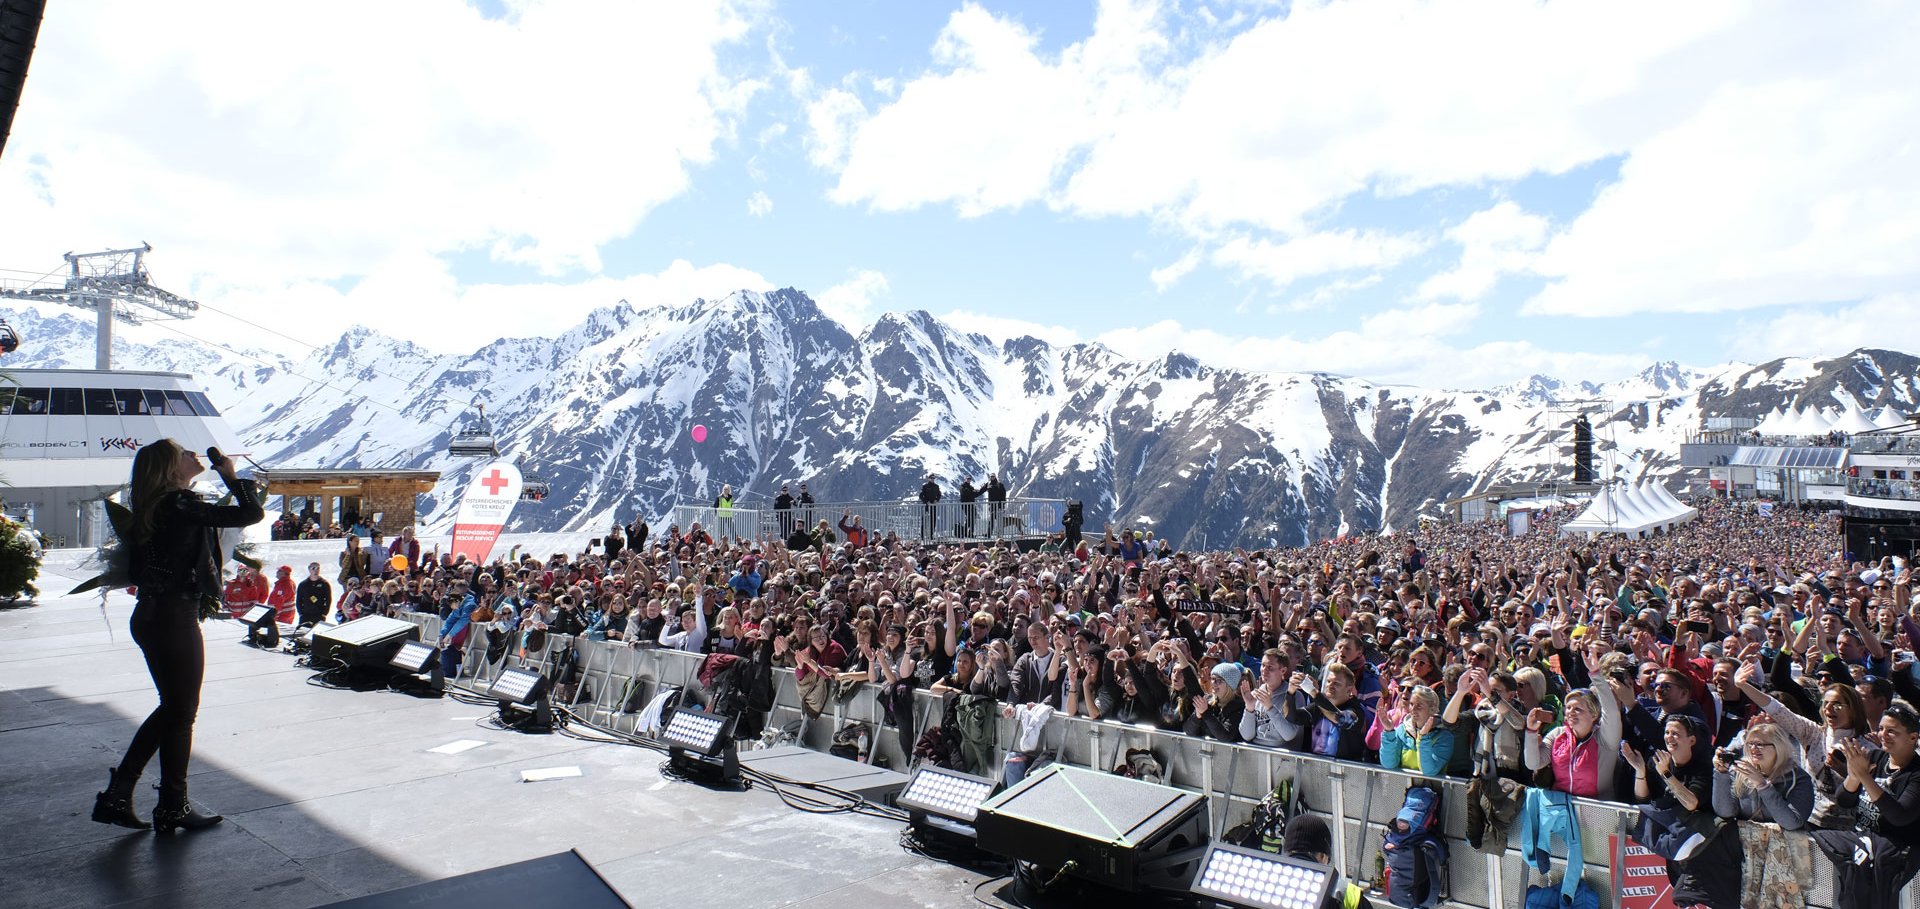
[938, 310, 1080, 348]
[1525, 28, 1920, 316]
[1089, 313, 1639, 390]
[0, 0, 761, 287]
[1210, 230, 1427, 294]
[1417, 201, 1549, 301]
[807, 0, 1920, 314]
[166, 259, 775, 357]
[815, 269, 890, 330]
[747, 191, 774, 217]
[804, 87, 868, 169]
[1149, 248, 1202, 291]
[1358, 302, 1481, 340]
[816, 0, 1737, 224]
[824, 0, 1170, 216]
[1727, 293, 1920, 365]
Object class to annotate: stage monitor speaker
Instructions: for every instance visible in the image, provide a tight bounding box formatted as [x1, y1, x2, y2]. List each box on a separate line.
[317, 849, 629, 908]
[311, 615, 419, 669]
[974, 763, 1208, 892]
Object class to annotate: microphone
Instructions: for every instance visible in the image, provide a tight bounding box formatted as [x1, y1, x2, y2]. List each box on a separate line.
[206, 446, 230, 470]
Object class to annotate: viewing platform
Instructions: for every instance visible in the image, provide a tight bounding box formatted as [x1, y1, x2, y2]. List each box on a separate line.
[669, 496, 1071, 549]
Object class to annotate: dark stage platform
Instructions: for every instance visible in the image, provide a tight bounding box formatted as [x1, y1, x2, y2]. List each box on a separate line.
[0, 569, 993, 908]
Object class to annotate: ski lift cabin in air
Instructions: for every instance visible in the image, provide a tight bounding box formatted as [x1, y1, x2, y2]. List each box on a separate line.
[0, 319, 19, 355]
[515, 454, 550, 502]
[447, 400, 498, 458]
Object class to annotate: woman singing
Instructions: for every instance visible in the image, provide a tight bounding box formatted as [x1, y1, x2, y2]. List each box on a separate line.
[93, 441, 263, 833]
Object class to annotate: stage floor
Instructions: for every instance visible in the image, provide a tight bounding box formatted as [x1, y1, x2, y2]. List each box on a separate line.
[0, 572, 994, 909]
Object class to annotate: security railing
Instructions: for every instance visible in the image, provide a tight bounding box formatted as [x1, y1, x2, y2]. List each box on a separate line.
[388, 611, 1915, 909]
[671, 497, 1068, 545]
[1849, 477, 1920, 501]
[1852, 434, 1920, 456]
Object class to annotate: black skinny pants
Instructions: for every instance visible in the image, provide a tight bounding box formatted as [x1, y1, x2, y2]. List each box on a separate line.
[117, 595, 205, 794]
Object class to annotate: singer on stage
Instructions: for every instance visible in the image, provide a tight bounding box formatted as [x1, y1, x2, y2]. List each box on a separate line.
[93, 440, 263, 833]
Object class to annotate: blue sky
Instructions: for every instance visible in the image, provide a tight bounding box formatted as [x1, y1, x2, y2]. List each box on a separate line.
[4, 0, 1919, 389]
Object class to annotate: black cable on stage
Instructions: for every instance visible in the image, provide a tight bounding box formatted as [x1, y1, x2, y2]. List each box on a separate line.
[549, 703, 909, 822]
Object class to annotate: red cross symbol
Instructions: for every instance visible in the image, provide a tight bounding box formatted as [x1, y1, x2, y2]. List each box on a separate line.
[480, 469, 509, 495]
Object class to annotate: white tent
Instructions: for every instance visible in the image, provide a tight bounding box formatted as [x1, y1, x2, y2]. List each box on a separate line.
[1773, 407, 1819, 436]
[1753, 406, 1789, 435]
[1876, 407, 1913, 429]
[1832, 407, 1880, 435]
[1562, 481, 1698, 538]
[1644, 482, 1700, 524]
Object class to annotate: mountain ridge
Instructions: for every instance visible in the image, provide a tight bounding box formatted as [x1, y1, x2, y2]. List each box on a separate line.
[4, 296, 1914, 547]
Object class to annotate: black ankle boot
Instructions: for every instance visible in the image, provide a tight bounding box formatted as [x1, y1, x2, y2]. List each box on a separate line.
[92, 768, 151, 830]
[153, 788, 222, 833]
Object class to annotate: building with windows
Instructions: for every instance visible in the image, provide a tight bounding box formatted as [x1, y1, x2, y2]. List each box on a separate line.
[0, 368, 241, 548]
[1843, 431, 1920, 562]
[1679, 426, 1847, 503]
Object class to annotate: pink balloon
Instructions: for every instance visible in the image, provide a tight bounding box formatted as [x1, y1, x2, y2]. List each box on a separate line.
[691, 424, 708, 444]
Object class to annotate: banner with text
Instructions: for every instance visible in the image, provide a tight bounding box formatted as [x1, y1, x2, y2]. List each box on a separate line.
[449, 460, 522, 565]
[1610, 834, 1677, 909]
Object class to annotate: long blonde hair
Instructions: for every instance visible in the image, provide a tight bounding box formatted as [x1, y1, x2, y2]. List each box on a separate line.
[128, 439, 186, 545]
[1734, 722, 1802, 798]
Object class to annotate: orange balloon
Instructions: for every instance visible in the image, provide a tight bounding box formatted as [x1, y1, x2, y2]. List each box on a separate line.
[390, 555, 408, 571]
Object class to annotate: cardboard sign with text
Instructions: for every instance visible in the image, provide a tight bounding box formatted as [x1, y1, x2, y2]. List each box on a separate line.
[1610, 834, 1677, 909]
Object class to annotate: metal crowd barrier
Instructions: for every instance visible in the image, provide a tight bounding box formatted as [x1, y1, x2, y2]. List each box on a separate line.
[671, 497, 1068, 546]
[390, 612, 1913, 909]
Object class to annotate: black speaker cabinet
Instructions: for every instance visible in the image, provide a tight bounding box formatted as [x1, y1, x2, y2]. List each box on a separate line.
[974, 763, 1209, 891]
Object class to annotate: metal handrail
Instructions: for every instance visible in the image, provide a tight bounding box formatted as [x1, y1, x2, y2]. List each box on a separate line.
[387, 615, 1901, 909]
[671, 497, 1069, 545]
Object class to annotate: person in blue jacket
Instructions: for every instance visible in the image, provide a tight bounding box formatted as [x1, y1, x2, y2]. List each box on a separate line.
[437, 579, 479, 679]
[1380, 684, 1455, 775]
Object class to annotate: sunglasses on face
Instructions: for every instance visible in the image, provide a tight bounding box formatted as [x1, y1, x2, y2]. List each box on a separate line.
[1653, 682, 1678, 692]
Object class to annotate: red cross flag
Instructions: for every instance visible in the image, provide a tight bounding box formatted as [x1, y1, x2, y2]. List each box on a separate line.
[449, 460, 523, 565]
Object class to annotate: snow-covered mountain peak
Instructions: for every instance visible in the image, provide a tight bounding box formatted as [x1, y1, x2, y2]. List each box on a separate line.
[8, 301, 1918, 548]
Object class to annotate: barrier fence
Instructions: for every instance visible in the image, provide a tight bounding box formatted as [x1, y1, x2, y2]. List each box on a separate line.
[393, 612, 1916, 909]
[671, 497, 1068, 546]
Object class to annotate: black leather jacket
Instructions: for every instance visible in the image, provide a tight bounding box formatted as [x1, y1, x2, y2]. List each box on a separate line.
[135, 474, 265, 601]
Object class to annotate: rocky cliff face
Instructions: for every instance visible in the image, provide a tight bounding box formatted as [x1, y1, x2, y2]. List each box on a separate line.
[5, 297, 1913, 547]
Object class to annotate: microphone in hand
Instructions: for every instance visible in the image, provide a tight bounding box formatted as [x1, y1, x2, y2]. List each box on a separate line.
[206, 447, 230, 471]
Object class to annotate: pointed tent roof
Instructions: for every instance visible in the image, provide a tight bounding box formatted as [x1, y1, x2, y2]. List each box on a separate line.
[1754, 406, 1789, 435]
[1772, 407, 1814, 436]
[1832, 407, 1880, 435]
[1645, 482, 1699, 524]
[1562, 481, 1698, 537]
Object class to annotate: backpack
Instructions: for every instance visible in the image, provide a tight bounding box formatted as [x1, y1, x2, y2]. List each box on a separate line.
[1382, 785, 1448, 909]
[830, 721, 871, 761]
[1525, 880, 1598, 909]
[1112, 748, 1166, 785]
[1225, 775, 1299, 852]
[913, 725, 965, 770]
[914, 695, 970, 770]
[550, 645, 585, 704]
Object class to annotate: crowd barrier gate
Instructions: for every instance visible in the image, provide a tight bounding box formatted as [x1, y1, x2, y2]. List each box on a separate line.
[393, 613, 1916, 909]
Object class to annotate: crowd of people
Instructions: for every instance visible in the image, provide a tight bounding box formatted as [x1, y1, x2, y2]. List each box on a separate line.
[241, 497, 1917, 909]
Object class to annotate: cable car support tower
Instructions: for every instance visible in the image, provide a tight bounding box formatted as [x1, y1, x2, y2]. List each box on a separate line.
[0, 243, 201, 369]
